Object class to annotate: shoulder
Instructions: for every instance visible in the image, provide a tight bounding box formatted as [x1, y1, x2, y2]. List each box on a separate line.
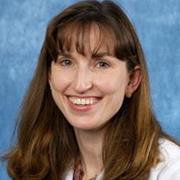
[149, 138, 180, 180]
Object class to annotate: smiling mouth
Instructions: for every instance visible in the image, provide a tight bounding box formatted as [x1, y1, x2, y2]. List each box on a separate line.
[68, 96, 101, 106]
[66, 96, 102, 112]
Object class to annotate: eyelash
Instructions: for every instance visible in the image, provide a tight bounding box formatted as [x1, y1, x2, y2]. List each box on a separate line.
[96, 60, 110, 69]
[57, 57, 110, 69]
[58, 58, 72, 66]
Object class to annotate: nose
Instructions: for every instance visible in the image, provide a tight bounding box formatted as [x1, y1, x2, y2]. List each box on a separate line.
[72, 66, 93, 94]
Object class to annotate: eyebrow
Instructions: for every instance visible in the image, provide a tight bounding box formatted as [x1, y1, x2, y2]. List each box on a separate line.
[58, 52, 73, 58]
[57, 51, 114, 59]
[91, 52, 114, 58]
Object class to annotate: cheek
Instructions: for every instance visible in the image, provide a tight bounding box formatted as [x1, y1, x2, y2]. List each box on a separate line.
[50, 72, 70, 92]
[96, 73, 128, 95]
[100, 74, 128, 113]
[106, 80, 127, 114]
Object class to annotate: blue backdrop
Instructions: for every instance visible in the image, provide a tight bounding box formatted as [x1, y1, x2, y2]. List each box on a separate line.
[0, 0, 180, 179]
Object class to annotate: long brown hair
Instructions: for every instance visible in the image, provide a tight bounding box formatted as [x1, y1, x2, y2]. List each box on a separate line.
[5, 1, 166, 179]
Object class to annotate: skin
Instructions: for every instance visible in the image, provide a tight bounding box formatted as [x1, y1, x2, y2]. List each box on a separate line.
[49, 25, 141, 179]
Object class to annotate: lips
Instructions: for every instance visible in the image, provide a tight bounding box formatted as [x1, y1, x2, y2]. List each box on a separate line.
[67, 96, 101, 112]
[68, 96, 99, 105]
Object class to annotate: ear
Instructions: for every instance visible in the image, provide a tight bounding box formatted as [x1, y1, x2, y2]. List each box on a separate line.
[125, 66, 142, 98]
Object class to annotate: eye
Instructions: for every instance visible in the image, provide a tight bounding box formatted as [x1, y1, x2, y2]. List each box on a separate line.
[58, 58, 73, 66]
[96, 60, 110, 69]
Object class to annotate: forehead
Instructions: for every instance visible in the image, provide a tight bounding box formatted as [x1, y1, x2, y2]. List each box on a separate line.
[57, 22, 116, 56]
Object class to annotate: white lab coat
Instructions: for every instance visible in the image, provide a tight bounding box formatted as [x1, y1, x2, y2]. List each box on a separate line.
[64, 139, 180, 180]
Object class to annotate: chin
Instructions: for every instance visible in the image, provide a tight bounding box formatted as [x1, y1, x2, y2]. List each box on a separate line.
[70, 120, 106, 132]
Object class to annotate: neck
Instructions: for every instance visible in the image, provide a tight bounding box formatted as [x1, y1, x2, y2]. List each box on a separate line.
[74, 128, 105, 179]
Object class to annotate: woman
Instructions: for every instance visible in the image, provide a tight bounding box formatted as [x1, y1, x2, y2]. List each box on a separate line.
[5, 0, 180, 179]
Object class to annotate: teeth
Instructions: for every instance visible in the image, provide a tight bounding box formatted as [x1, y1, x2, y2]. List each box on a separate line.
[69, 97, 98, 105]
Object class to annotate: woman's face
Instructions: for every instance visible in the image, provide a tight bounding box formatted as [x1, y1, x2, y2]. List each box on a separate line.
[49, 25, 132, 131]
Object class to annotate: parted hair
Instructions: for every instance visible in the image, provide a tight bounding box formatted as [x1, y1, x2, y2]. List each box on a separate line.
[5, 1, 167, 179]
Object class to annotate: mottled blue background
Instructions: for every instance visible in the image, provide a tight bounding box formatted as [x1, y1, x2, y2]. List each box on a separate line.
[0, 0, 180, 179]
